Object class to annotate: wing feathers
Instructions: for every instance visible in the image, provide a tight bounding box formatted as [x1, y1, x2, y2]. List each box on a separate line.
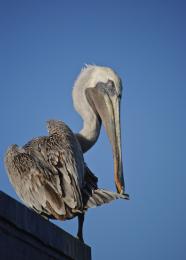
[4, 121, 125, 222]
[82, 166, 125, 209]
[84, 188, 125, 209]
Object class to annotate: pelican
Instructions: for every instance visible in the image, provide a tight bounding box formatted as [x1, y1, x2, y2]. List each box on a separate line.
[4, 65, 129, 242]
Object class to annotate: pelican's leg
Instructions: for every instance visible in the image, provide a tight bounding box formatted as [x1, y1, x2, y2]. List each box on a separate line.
[77, 213, 85, 242]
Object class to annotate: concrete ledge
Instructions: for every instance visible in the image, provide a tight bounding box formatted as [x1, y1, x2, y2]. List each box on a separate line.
[0, 191, 91, 260]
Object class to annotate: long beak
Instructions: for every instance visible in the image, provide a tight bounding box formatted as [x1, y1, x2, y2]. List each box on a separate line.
[86, 86, 129, 199]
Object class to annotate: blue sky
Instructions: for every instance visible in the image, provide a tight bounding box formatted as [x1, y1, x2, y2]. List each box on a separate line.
[0, 1, 186, 259]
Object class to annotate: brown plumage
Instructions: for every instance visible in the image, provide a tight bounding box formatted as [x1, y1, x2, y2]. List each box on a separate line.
[4, 120, 125, 241]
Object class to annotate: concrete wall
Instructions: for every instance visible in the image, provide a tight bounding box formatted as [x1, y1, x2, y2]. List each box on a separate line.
[0, 191, 91, 260]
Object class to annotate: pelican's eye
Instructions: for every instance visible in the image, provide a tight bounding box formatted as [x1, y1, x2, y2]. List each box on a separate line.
[95, 80, 116, 96]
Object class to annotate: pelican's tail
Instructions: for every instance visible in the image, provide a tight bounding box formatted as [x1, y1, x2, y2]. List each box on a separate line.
[83, 188, 128, 209]
[82, 166, 128, 209]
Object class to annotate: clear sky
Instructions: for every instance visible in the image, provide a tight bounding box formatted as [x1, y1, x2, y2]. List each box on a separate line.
[0, 1, 186, 259]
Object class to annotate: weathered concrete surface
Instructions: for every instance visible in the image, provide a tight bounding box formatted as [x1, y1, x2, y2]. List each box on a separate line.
[0, 191, 91, 260]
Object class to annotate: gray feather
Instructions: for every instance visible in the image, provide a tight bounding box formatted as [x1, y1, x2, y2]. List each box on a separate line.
[4, 119, 126, 221]
[4, 120, 85, 219]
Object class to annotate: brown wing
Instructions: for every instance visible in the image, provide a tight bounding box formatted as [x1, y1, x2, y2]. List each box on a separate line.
[23, 121, 85, 214]
[4, 146, 66, 217]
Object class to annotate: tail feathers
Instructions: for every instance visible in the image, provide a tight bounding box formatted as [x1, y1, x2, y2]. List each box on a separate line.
[83, 165, 128, 210]
[83, 188, 126, 209]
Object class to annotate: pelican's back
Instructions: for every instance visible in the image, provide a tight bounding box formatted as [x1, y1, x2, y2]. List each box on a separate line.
[46, 120, 85, 188]
[4, 121, 85, 220]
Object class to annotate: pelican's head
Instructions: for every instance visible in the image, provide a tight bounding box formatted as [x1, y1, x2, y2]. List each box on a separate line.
[73, 65, 128, 197]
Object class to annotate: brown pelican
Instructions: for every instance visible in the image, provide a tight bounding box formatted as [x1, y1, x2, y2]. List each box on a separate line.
[4, 65, 129, 242]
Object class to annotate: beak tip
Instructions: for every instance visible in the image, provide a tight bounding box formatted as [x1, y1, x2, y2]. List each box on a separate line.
[119, 188, 130, 200]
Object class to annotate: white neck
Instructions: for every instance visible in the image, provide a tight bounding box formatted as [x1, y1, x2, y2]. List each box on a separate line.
[73, 88, 101, 153]
[72, 66, 102, 152]
[76, 111, 101, 153]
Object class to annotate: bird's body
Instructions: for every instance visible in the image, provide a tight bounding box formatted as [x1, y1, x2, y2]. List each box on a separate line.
[4, 65, 129, 241]
[5, 121, 84, 219]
